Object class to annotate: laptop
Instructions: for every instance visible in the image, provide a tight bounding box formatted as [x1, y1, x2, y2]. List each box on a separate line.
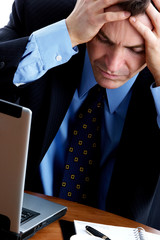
[0, 99, 67, 239]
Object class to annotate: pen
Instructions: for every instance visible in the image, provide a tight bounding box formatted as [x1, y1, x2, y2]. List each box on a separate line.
[85, 225, 111, 240]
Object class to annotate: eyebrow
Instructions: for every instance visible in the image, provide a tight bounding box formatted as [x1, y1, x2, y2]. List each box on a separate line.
[99, 30, 145, 49]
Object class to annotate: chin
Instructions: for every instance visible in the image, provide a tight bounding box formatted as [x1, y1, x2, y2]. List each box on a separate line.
[96, 78, 127, 89]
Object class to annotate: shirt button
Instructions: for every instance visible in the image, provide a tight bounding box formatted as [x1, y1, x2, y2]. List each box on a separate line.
[0, 61, 5, 70]
[56, 55, 62, 62]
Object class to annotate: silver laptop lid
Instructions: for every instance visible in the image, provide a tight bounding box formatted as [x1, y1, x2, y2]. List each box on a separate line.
[0, 99, 32, 233]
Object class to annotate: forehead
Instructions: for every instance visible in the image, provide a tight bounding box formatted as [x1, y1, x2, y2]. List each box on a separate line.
[102, 19, 143, 46]
[102, 6, 153, 46]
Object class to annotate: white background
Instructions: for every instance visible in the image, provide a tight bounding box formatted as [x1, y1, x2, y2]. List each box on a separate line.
[0, 0, 14, 28]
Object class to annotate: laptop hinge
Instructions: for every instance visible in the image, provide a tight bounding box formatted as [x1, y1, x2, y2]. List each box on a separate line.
[0, 214, 21, 240]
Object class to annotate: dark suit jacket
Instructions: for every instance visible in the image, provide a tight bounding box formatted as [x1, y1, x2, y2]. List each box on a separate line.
[0, 0, 160, 229]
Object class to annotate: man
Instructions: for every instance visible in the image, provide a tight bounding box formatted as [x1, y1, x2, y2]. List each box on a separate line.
[0, 0, 160, 229]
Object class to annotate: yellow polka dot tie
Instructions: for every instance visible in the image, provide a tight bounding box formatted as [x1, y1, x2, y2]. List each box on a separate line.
[59, 84, 105, 205]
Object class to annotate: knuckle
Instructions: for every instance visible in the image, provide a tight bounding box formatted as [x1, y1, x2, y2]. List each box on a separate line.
[155, 14, 160, 25]
[143, 28, 150, 38]
[104, 13, 111, 22]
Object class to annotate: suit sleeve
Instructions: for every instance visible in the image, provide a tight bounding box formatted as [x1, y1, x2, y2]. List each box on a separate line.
[0, 0, 76, 101]
[0, 0, 29, 100]
[14, 20, 78, 85]
[0, 0, 29, 72]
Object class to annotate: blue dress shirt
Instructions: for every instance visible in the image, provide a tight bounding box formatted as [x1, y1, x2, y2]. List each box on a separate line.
[13, 20, 160, 210]
[40, 51, 136, 210]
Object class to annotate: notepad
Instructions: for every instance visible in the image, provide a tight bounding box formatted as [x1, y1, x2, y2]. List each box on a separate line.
[73, 220, 160, 240]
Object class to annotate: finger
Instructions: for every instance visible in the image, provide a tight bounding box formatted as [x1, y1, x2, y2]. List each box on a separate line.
[129, 17, 157, 45]
[151, 0, 160, 11]
[97, 11, 131, 24]
[98, 0, 130, 8]
[93, 0, 131, 13]
[146, 3, 160, 35]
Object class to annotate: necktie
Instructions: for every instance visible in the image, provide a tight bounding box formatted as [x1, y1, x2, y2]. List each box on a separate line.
[59, 84, 105, 205]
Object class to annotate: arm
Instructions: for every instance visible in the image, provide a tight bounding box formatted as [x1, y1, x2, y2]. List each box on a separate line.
[151, 83, 160, 128]
[0, 0, 28, 100]
[0, 0, 76, 87]
[129, 0, 160, 86]
[14, 20, 78, 84]
[0, 0, 77, 100]
[129, 0, 160, 128]
[0, 0, 29, 77]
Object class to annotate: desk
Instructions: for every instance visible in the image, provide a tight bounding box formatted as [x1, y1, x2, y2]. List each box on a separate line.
[28, 192, 160, 240]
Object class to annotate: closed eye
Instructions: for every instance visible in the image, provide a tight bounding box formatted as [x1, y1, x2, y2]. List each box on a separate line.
[96, 30, 145, 54]
[128, 47, 145, 55]
[96, 32, 114, 46]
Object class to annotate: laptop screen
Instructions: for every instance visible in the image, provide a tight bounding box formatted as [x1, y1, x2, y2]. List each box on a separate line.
[0, 99, 32, 232]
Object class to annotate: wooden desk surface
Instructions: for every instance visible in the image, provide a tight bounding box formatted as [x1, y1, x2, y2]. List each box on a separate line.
[29, 192, 160, 240]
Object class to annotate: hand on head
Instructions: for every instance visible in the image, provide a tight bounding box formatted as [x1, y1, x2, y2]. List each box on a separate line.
[66, 0, 131, 47]
[129, 0, 160, 86]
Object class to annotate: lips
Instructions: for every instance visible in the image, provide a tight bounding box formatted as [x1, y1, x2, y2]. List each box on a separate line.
[97, 66, 128, 80]
[98, 67, 120, 80]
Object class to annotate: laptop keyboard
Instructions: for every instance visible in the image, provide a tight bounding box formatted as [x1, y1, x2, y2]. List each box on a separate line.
[21, 208, 40, 225]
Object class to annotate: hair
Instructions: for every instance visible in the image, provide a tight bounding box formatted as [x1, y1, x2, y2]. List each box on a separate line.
[117, 0, 151, 16]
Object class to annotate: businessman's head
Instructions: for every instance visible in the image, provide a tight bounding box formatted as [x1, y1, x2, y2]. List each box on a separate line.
[117, 0, 150, 16]
[87, 0, 153, 89]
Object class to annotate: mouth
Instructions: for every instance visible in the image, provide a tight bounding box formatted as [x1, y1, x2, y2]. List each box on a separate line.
[97, 66, 127, 80]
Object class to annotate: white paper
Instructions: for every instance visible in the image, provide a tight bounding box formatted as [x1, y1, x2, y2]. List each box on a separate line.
[73, 220, 160, 240]
[70, 234, 102, 240]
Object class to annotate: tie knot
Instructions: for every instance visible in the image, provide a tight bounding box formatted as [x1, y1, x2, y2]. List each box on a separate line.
[86, 84, 106, 109]
[89, 84, 105, 96]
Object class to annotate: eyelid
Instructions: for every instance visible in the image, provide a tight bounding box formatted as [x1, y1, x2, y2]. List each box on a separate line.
[129, 47, 145, 54]
[125, 44, 144, 51]
[97, 33, 114, 45]
[132, 47, 144, 52]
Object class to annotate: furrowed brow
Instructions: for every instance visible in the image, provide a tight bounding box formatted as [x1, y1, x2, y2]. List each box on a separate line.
[99, 30, 145, 49]
[99, 30, 115, 45]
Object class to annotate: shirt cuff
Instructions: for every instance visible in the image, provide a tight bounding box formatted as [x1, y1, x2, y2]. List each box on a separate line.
[150, 83, 160, 128]
[32, 19, 77, 70]
[14, 19, 78, 84]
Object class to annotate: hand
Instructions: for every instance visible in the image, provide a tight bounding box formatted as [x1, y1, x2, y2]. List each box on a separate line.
[129, 0, 160, 86]
[66, 0, 131, 48]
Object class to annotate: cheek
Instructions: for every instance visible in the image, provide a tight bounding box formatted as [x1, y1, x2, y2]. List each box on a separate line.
[125, 50, 146, 72]
[86, 39, 106, 62]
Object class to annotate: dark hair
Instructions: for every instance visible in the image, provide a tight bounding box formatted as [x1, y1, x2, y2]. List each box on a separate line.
[117, 0, 150, 16]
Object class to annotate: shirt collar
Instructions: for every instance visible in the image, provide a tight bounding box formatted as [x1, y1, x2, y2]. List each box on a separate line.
[106, 74, 138, 113]
[78, 50, 138, 113]
[78, 50, 96, 98]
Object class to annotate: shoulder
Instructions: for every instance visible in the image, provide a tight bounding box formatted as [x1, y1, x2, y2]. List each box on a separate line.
[135, 67, 154, 90]
[14, 0, 76, 33]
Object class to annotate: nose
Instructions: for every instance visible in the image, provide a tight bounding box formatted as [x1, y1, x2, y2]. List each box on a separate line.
[105, 47, 125, 73]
